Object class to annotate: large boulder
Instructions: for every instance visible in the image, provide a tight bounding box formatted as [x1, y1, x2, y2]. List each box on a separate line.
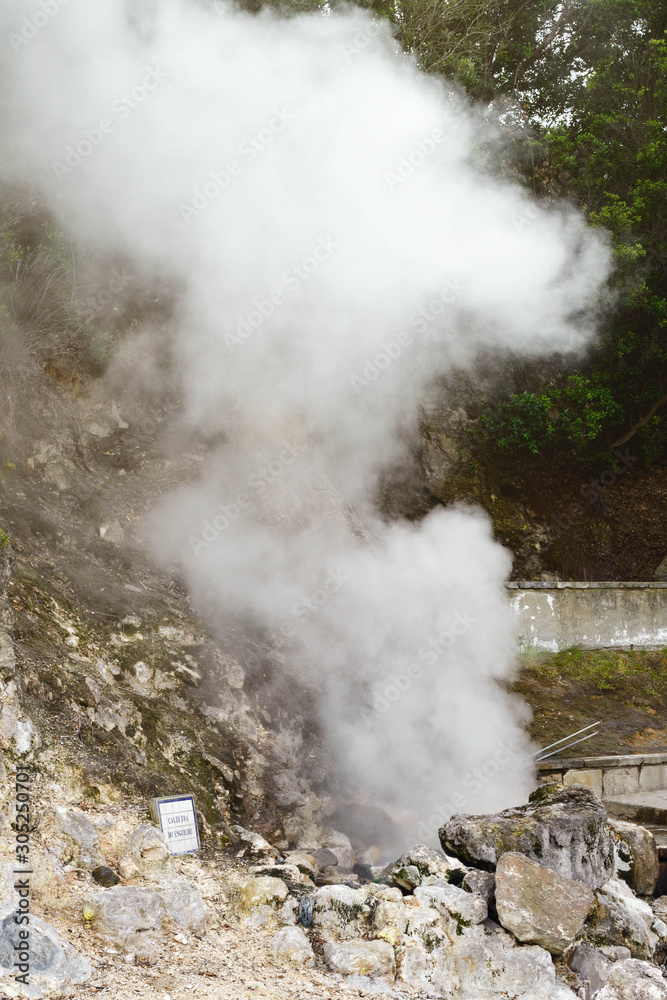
[82, 886, 164, 956]
[596, 958, 667, 999]
[398, 918, 579, 999]
[584, 878, 660, 959]
[440, 784, 615, 891]
[609, 819, 659, 897]
[0, 907, 92, 996]
[495, 852, 594, 955]
[391, 844, 467, 891]
[323, 939, 395, 978]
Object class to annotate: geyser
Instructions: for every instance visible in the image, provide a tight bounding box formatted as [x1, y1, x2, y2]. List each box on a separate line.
[0, 0, 611, 838]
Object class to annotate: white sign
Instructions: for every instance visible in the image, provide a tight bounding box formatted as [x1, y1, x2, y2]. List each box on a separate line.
[151, 795, 200, 855]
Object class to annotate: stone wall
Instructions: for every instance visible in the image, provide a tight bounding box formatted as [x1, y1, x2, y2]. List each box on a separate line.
[508, 582, 667, 652]
[537, 752, 667, 800]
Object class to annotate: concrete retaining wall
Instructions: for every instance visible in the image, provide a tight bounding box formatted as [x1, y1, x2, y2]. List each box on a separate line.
[508, 582, 667, 651]
[537, 753, 667, 799]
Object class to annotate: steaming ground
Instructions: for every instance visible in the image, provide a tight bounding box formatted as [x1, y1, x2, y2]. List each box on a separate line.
[0, 0, 611, 834]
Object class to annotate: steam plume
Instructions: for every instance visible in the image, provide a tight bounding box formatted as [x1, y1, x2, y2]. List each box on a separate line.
[0, 0, 610, 838]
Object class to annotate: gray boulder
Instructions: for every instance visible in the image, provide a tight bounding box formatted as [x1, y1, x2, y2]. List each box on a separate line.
[495, 852, 594, 955]
[584, 878, 659, 959]
[568, 944, 614, 995]
[654, 555, 667, 581]
[82, 885, 164, 955]
[0, 906, 92, 994]
[609, 819, 659, 896]
[441, 784, 615, 891]
[40, 806, 102, 870]
[391, 844, 467, 891]
[596, 958, 667, 999]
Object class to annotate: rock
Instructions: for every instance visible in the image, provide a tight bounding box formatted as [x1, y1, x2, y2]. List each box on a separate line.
[92, 865, 120, 887]
[399, 917, 579, 999]
[391, 844, 467, 891]
[119, 858, 140, 881]
[652, 896, 667, 921]
[495, 852, 594, 955]
[249, 863, 314, 887]
[157, 879, 208, 933]
[462, 868, 496, 905]
[568, 944, 614, 995]
[0, 906, 93, 995]
[40, 806, 102, 870]
[596, 958, 667, 999]
[441, 784, 615, 891]
[414, 883, 487, 927]
[599, 945, 632, 961]
[311, 884, 374, 941]
[129, 824, 169, 865]
[311, 883, 404, 942]
[323, 939, 395, 979]
[237, 876, 289, 928]
[584, 878, 659, 959]
[313, 848, 338, 871]
[233, 825, 279, 860]
[82, 886, 164, 954]
[283, 851, 318, 877]
[0, 679, 40, 754]
[609, 819, 659, 896]
[271, 926, 315, 966]
[654, 555, 667, 581]
[99, 521, 124, 545]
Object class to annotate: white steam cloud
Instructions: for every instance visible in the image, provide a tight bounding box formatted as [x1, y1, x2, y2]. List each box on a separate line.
[0, 0, 610, 838]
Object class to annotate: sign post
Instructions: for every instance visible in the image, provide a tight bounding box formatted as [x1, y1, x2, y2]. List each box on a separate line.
[149, 794, 201, 855]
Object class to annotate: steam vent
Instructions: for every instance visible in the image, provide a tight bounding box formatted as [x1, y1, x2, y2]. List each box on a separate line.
[0, 0, 666, 998]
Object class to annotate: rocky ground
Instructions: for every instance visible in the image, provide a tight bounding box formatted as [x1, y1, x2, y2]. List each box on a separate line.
[2, 781, 667, 999]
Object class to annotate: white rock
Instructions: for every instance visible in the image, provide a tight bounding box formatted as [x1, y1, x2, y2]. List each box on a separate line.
[323, 939, 395, 979]
[596, 958, 667, 999]
[589, 878, 659, 959]
[271, 926, 315, 966]
[414, 882, 487, 926]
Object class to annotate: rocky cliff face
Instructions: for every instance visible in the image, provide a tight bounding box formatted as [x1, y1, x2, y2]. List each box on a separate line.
[0, 373, 330, 848]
